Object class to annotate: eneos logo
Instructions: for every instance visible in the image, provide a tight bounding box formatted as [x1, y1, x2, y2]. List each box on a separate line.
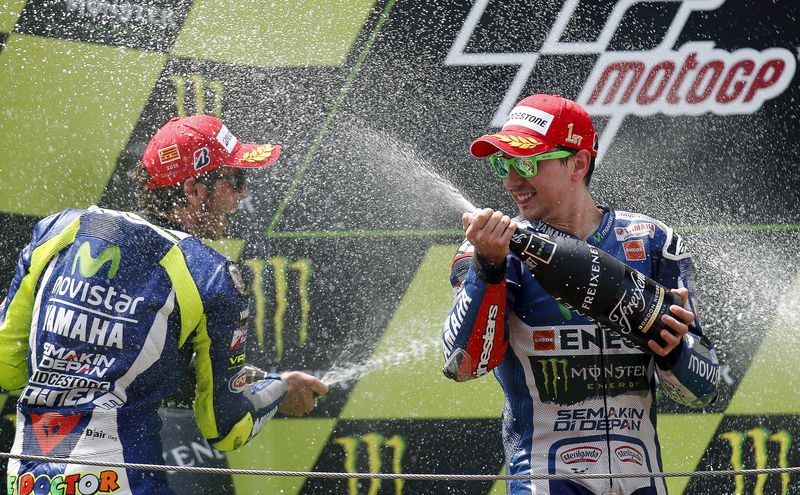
[445, 0, 796, 162]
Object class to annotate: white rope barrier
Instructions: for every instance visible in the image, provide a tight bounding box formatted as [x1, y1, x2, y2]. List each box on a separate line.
[2, 452, 800, 481]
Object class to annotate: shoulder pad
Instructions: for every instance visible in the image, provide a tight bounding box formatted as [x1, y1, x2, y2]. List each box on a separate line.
[31, 209, 85, 246]
[663, 231, 690, 260]
[616, 210, 690, 261]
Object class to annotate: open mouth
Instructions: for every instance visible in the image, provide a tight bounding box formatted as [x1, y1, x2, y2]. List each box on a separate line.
[514, 191, 535, 205]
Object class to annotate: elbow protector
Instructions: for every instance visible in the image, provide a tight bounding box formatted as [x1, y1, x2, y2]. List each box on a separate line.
[658, 333, 719, 407]
[443, 299, 507, 381]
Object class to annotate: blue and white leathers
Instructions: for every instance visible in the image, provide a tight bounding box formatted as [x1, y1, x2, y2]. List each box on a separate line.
[442, 208, 719, 495]
[0, 206, 287, 494]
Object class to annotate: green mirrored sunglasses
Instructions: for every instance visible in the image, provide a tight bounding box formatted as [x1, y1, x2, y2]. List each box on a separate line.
[488, 149, 575, 179]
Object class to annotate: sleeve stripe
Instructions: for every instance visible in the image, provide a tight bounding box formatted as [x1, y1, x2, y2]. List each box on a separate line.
[159, 245, 205, 348]
[159, 245, 217, 438]
[0, 218, 80, 390]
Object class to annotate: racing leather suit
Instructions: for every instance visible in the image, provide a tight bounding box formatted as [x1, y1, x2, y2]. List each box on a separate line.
[442, 208, 719, 495]
[0, 206, 287, 495]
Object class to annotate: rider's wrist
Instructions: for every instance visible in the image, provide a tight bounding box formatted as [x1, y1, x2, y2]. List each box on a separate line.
[471, 252, 506, 284]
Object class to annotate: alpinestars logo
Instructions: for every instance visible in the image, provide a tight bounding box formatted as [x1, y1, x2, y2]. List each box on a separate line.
[445, 0, 796, 162]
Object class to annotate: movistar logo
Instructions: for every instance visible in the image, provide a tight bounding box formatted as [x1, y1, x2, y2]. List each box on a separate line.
[539, 357, 569, 398]
[71, 242, 121, 280]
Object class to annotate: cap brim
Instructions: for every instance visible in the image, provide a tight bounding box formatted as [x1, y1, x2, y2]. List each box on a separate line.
[228, 142, 282, 168]
[470, 133, 557, 157]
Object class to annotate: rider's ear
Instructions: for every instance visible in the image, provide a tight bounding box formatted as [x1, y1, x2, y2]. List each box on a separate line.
[183, 177, 209, 208]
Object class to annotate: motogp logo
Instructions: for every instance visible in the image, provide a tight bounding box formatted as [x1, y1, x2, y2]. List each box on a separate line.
[445, 0, 796, 162]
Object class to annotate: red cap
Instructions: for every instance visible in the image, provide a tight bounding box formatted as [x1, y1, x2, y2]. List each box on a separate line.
[141, 115, 282, 189]
[470, 94, 598, 158]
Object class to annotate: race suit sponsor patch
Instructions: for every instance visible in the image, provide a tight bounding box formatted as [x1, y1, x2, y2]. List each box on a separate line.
[533, 329, 556, 351]
[615, 445, 644, 465]
[10, 470, 121, 495]
[555, 407, 646, 432]
[230, 326, 246, 351]
[228, 369, 248, 393]
[531, 353, 650, 406]
[560, 445, 602, 464]
[475, 304, 498, 375]
[623, 239, 647, 261]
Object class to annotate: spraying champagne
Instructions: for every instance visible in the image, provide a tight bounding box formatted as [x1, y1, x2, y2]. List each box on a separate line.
[508, 227, 684, 349]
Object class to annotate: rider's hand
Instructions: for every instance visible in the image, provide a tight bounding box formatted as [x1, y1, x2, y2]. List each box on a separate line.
[462, 208, 516, 265]
[648, 288, 694, 357]
[278, 371, 329, 416]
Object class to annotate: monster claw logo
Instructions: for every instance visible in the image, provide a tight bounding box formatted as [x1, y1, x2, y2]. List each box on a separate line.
[539, 357, 569, 399]
[334, 433, 407, 495]
[719, 427, 793, 495]
[445, 0, 796, 162]
[244, 256, 313, 360]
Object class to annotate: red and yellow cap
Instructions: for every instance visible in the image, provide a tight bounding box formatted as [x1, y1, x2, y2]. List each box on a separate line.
[141, 115, 282, 189]
[470, 94, 598, 158]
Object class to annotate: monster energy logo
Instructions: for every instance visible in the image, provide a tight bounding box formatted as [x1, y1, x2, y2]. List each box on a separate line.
[539, 357, 569, 399]
[169, 74, 224, 118]
[334, 433, 407, 495]
[71, 242, 121, 279]
[245, 256, 313, 361]
[720, 428, 792, 495]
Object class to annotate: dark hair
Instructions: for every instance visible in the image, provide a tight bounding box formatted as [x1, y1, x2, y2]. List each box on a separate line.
[557, 147, 595, 186]
[127, 164, 224, 214]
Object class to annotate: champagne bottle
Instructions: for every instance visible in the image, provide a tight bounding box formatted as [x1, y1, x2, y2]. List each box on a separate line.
[508, 227, 682, 349]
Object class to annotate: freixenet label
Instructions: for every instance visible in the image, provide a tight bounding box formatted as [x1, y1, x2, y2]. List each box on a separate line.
[512, 230, 558, 266]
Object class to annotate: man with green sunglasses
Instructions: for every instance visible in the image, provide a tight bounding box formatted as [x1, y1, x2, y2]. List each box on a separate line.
[442, 94, 718, 495]
[488, 148, 576, 179]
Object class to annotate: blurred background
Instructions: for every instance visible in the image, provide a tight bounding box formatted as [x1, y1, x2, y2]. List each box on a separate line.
[1, 0, 798, 493]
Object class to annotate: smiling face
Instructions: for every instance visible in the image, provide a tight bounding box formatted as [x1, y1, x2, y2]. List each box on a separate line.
[502, 154, 575, 223]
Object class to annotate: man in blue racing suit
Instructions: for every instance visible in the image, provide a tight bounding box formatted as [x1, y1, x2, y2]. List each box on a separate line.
[442, 95, 719, 494]
[0, 115, 328, 494]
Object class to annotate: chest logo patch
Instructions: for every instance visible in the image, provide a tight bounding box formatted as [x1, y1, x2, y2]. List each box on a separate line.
[623, 239, 646, 261]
